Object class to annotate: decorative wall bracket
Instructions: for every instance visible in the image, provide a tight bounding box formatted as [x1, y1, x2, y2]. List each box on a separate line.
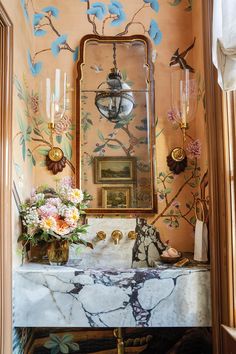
[46, 123, 67, 175]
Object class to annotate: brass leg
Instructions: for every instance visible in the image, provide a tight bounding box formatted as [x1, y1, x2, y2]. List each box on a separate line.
[114, 328, 125, 354]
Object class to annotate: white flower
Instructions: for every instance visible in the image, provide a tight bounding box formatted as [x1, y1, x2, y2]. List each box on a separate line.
[40, 216, 57, 231]
[64, 206, 80, 226]
[23, 208, 40, 227]
[67, 188, 84, 204]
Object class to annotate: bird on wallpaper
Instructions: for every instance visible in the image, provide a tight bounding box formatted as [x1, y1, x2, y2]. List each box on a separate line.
[169, 37, 196, 73]
[90, 64, 103, 73]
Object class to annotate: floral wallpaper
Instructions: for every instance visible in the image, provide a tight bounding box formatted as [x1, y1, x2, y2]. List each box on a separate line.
[12, 0, 207, 252]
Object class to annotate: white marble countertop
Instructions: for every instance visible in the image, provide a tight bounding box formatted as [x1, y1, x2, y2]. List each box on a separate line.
[13, 262, 211, 328]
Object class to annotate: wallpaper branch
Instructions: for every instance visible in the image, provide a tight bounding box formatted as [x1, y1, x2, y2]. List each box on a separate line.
[13, 0, 207, 251]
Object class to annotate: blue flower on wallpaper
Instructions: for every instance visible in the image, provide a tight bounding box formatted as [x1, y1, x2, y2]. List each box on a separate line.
[51, 35, 68, 57]
[73, 46, 79, 62]
[42, 6, 59, 18]
[144, 0, 159, 12]
[108, 0, 126, 26]
[87, 3, 107, 20]
[27, 50, 42, 76]
[148, 19, 162, 45]
[20, 0, 29, 22]
[33, 13, 47, 36]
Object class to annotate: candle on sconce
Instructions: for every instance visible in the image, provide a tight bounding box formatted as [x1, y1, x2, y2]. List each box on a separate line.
[51, 93, 55, 125]
[63, 72, 67, 111]
[46, 78, 51, 120]
[55, 69, 61, 111]
[180, 80, 187, 126]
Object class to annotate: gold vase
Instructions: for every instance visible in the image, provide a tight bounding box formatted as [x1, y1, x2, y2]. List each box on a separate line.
[47, 239, 69, 266]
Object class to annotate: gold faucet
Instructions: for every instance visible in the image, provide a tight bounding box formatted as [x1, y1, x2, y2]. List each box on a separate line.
[128, 231, 137, 240]
[111, 230, 123, 245]
[96, 231, 106, 241]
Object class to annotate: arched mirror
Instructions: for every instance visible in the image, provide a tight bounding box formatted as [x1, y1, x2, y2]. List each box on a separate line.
[76, 35, 157, 214]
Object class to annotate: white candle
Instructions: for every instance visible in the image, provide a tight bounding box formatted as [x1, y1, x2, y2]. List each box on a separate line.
[55, 68, 61, 104]
[51, 93, 55, 124]
[180, 80, 187, 125]
[46, 78, 51, 120]
[63, 72, 67, 111]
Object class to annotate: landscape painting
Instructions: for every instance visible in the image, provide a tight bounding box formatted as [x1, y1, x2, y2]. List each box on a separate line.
[94, 157, 136, 184]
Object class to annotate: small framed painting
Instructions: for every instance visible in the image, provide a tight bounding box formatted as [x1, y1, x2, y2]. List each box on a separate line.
[94, 156, 136, 184]
[102, 186, 132, 209]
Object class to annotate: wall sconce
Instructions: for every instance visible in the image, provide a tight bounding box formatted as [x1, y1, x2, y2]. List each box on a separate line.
[45, 69, 68, 174]
[167, 68, 197, 174]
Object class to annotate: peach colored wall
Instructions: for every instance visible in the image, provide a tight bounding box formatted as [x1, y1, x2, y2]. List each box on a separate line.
[2, 0, 36, 265]
[11, 0, 207, 252]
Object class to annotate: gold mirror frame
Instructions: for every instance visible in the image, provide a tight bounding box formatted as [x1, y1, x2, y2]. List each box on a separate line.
[75, 35, 157, 215]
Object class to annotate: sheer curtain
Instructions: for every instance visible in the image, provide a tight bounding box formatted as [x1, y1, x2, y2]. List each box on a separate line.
[213, 0, 236, 91]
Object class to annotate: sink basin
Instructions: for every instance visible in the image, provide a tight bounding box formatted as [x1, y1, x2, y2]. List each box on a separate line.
[13, 263, 211, 328]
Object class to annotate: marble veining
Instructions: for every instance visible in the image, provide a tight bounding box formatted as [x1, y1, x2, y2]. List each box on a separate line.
[14, 264, 211, 328]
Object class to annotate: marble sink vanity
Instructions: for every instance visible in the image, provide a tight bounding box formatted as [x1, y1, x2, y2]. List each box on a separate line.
[14, 218, 211, 328]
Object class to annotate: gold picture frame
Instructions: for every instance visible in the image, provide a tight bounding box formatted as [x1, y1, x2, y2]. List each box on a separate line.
[102, 185, 132, 209]
[94, 156, 137, 184]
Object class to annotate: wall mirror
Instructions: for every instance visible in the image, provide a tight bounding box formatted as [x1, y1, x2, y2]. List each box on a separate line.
[76, 35, 156, 214]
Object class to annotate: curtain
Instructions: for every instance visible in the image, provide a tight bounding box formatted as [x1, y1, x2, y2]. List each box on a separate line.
[213, 0, 236, 91]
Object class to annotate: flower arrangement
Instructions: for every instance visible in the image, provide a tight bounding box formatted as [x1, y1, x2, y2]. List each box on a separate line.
[18, 177, 93, 263]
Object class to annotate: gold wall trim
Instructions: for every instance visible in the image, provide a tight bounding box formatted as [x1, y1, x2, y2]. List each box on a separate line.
[0, 2, 13, 353]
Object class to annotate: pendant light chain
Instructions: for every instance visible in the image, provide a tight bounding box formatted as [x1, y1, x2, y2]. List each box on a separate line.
[113, 43, 117, 71]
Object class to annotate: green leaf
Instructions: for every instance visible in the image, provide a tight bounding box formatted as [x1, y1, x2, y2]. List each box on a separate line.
[68, 343, 80, 351]
[107, 143, 121, 149]
[190, 216, 196, 225]
[62, 138, 72, 160]
[38, 147, 50, 156]
[159, 172, 166, 177]
[98, 129, 105, 142]
[51, 348, 60, 354]
[163, 188, 171, 194]
[93, 144, 105, 153]
[163, 218, 171, 224]
[17, 112, 27, 134]
[66, 132, 73, 141]
[62, 334, 74, 343]
[169, 0, 182, 6]
[49, 334, 61, 343]
[59, 343, 69, 353]
[22, 140, 26, 161]
[56, 135, 62, 144]
[44, 340, 57, 349]
[156, 128, 164, 138]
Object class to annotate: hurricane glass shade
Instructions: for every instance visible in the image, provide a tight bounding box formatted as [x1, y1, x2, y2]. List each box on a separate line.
[170, 68, 197, 125]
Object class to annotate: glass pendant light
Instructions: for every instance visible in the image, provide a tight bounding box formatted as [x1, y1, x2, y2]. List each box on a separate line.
[95, 43, 135, 123]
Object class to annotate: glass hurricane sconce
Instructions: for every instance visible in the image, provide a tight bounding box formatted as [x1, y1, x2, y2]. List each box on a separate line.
[45, 69, 68, 174]
[95, 43, 135, 123]
[167, 68, 197, 174]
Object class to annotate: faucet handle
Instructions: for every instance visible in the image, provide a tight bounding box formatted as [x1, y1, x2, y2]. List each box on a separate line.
[96, 231, 106, 241]
[128, 231, 137, 240]
[111, 230, 123, 245]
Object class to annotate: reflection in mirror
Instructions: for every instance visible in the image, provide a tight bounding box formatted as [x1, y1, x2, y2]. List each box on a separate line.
[76, 35, 156, 213]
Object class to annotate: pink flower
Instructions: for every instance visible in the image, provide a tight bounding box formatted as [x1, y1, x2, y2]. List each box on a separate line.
[167, 110, 178, 124]
[38, 203, 58, 218]
[186, 139, 201, 159]
[60, 176, 74, 189]
[46, 198, 62, 207]
[172, 200, 180, 208]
